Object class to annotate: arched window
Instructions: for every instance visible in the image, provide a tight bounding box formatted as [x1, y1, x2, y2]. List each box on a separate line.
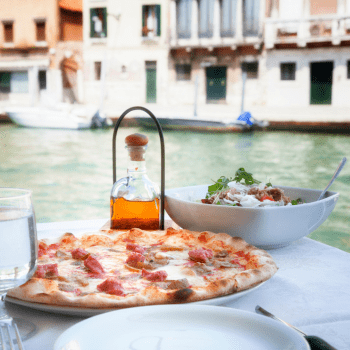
[177, 0, 192, 39]
[221, 0, 238, 37]
[198, 0, 215, 38]
[243, 0, 260, 37]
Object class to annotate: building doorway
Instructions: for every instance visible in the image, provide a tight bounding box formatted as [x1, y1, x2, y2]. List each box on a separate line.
[206, 66, 227, 103]
[310, 61, 333, 105]
[38, 70, 47, 90]
[61, 56, 79, 103]
[146, 61, 157, 103]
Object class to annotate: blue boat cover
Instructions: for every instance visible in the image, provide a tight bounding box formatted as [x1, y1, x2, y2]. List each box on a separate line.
[237, 111, 254, 126]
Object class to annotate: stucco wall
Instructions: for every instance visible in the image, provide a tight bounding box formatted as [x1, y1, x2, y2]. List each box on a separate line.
[83, 0, 170, 106]
[0, 0, 58, 48]
[266, 47, 350, 107]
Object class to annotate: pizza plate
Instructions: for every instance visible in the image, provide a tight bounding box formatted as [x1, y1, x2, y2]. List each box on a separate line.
[54, 304, 310, 350]
[5, 282, 265, 317]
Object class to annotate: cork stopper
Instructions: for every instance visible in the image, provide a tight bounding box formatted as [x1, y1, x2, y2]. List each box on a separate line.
[125, 133, 148, 161]
[125, 133, 149, 147]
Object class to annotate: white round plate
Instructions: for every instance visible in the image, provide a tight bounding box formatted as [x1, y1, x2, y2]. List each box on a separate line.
[6, 282, 265, 317]
[54, 304, 310, 350]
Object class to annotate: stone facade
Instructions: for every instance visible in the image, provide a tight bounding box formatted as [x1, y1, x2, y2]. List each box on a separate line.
[83, 0, 350, 113]
[83, 0, 266, 114]
[0, 0, 83, 110]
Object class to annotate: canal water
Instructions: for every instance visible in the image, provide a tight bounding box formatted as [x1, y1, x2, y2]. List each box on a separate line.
[0, 124, 349, 252]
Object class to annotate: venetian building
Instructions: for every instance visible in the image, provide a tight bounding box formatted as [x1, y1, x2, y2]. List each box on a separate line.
[83, 0, 169, 109]
[168, 0, 264, 108]
[0, 0, 83, 109]
[265, 0, 350, 108]
[82, 0, 264, 111]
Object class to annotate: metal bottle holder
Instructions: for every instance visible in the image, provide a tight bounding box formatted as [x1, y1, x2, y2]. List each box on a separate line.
[112, 106, 165, 230]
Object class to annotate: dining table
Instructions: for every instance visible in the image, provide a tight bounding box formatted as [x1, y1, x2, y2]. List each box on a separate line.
[4, 218, 350, 350]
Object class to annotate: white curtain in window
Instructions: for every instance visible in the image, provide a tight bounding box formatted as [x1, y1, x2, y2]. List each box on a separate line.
[199, 0, 215, 38]
[11, 71, 29, 93]
[243, 0, 260, 36]
[177, 0, 192, 39]
[221, 0, 238, 37]
[148, 7, 154, 31]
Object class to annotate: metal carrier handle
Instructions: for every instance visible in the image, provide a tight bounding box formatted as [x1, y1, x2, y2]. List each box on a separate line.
[112, 106, 165, 230]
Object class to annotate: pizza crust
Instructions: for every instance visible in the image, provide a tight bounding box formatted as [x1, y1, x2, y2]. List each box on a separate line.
[8, 228, 278, 309]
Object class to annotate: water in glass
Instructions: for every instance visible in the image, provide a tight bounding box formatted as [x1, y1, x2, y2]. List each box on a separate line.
[0, 189, 38, 295]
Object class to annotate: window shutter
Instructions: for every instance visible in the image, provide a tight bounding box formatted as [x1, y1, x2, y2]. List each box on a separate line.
[155, 5, 161, 36]
[0, 72, 11, 93]
[102, 8, 107, 37]
[142, 5, 146, 36]
[90, 8, 95, 37]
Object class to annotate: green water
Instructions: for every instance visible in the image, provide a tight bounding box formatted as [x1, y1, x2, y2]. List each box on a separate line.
[0, 124, 349, 252]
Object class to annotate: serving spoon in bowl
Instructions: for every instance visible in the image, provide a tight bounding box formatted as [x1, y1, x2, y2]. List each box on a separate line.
[317, 157, 347, 201]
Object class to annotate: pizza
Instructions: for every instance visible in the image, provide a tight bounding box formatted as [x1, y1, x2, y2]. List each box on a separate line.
[7, 227, 278, 309]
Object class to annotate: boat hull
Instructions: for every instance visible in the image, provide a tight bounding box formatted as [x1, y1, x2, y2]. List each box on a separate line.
[5, 107, 93, 130]
[134, 117, 251, 133]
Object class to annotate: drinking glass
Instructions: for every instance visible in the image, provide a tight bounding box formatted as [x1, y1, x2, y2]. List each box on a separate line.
[0, 188, 38, 340]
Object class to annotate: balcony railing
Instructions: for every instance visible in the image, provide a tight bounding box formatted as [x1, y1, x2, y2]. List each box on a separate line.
[169, 0, 263, 49]
[265, 14, 350, 48]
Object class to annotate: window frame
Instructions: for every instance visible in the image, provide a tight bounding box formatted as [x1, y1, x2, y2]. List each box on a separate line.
[35, 20, 46, 42]
[94, 61, 102, 81]
[38, 70, 47, 90]
[243, 0, 260, 37]
[175, 63, 191, 81]
[142, 4, 161, 38]
[3, 21, 14, 43]
[280, 62, 296, 81]
[220, 0, 237, 38]
[0, 70, 29, 93]
[176, 0, 192, 39]
[242, 61, 259, 79]
[90, 7, 107, 38]
[0, 71, 11, 93]
[198, 0, 215, 39]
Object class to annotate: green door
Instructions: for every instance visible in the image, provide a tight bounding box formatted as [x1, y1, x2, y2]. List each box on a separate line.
[310, 62, 333, 105]
[206, 67, 227, 102]
[146, 61, 157, 103]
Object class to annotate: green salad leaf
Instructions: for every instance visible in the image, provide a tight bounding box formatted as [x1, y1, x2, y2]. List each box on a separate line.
[206, 176, 234, 198]
[206, 168, 268, 199]
[291, 198, 303, 205]
[233, 168, 261, 185]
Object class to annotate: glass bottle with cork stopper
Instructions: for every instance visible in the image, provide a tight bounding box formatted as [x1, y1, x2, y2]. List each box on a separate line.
[110, 133, 160, 230]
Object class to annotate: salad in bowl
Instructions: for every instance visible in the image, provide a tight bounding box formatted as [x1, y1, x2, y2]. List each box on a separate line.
[201, 168, 302, 208]
[165, 168, 338, 248]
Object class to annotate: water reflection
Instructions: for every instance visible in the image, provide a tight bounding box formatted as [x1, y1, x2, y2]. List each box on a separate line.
[0, 124, 349, 252]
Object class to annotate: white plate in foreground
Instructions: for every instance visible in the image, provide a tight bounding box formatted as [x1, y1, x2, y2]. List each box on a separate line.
[6, 282, 264, 317]
[54, 304, 309, 350]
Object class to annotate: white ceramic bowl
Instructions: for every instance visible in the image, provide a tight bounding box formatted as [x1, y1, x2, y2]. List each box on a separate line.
[165, 185, 339, 249]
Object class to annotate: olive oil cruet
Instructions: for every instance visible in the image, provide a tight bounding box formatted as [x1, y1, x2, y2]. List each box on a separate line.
[110, 107, 165, 230]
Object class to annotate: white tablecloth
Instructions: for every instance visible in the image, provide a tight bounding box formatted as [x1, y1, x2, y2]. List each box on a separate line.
[5, 219, 350, 350]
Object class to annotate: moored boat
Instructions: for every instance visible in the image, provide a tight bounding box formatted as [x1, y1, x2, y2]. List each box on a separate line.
[5, 105, 110, 130]
[133, 112, 269, 133]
